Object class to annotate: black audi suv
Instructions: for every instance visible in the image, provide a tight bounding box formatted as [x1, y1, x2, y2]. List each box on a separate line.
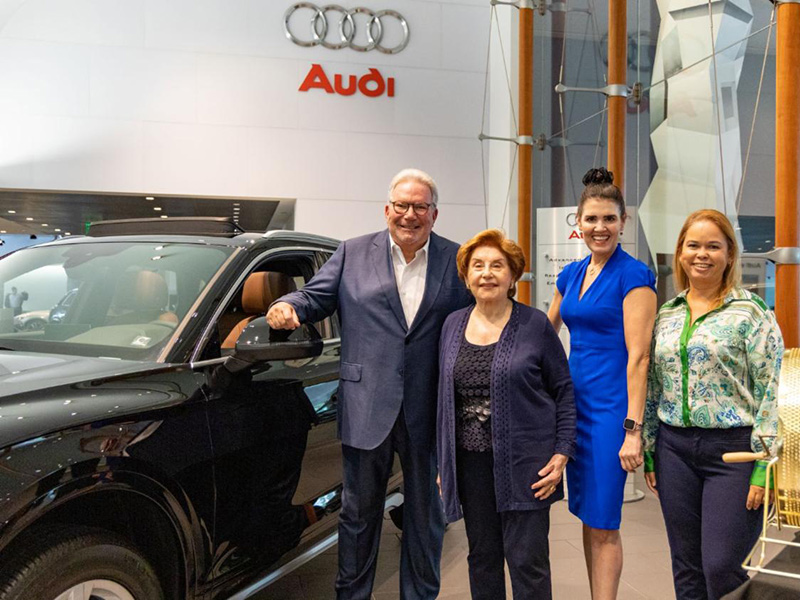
[0, 218, 403, 600]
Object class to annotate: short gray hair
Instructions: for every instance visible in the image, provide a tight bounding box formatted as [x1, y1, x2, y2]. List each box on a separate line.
[387, 168, 438, 207]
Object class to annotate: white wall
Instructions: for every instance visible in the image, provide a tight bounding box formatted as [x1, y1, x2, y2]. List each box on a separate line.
[0, 0, 518, 244]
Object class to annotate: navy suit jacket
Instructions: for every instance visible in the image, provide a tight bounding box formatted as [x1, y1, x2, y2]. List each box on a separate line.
[279, 229, 471, 450]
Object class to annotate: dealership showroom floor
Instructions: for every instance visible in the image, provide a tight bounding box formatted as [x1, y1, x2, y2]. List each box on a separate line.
[251, 492, 787, 600]
[253, 492, 793, 600]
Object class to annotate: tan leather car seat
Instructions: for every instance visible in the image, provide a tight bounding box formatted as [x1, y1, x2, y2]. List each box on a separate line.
[221, 271, 296, 349]
[107, 270, 177, 325]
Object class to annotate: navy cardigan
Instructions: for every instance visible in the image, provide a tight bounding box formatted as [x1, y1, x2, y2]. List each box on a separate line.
[437, 301, 576, 523]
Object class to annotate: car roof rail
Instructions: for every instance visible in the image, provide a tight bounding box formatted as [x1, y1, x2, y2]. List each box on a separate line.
[262, 230, 340, 247]
[88, 217, 246, 238]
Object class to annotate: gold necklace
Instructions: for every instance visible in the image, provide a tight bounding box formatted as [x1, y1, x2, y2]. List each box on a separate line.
[587, 259, 608, 277]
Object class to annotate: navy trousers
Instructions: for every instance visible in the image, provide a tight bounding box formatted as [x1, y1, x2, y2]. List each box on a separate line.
[457, 449, 552, 600]
[335, 411, 444, 600]
[656, 424, 762, 600]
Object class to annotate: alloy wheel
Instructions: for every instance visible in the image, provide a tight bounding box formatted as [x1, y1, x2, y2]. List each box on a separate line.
[54, 580, 135, 600]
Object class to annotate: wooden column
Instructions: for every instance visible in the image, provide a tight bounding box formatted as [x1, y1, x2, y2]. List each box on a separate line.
[775, 1, 800, 347]
[608, 0, 626, 191]
[518, 4, 534, 304]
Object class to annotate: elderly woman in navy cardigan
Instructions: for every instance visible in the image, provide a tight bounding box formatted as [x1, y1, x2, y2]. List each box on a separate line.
[437, 229, 576, 600]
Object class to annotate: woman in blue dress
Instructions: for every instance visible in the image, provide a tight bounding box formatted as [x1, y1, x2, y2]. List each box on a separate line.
[548, 168, 657, 599]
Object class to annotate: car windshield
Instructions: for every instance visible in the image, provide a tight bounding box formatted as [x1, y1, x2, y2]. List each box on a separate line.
[0, 241, 234, 360]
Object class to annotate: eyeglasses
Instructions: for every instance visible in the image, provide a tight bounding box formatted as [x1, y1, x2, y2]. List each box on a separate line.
[389, 201, 434, 216]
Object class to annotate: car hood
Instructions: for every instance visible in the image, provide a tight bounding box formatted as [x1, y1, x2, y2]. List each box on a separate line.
[0, 351, 183, 448]
[15, 310, 49, 320]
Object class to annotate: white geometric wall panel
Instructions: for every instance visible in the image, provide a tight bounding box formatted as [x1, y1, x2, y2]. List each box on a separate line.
[640, 0, 752, 255]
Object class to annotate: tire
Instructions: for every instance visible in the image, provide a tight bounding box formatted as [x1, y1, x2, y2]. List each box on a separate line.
[0, 525, 164, 600]
[23, 319, 46, 331]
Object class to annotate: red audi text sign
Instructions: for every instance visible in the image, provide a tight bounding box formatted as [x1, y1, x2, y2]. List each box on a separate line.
[299, 64, 396, 98]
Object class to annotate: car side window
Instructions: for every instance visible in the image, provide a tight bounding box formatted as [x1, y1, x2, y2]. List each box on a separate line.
[200, 251, 335, 360]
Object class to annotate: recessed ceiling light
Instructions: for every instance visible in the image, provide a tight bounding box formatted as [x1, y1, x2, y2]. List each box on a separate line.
[25, 217, 33, 221]
[54, 228, 61, 232]
[7, 210, 15, 214]
[65, 232, 71, 235]
[233, 202, 240, 206]
[42, 223, 48, 227]
[0, 230, 5, 234]
[145, 196, 155, 201]
[154, 207, 162, 211]
[161, 215, 168, 219]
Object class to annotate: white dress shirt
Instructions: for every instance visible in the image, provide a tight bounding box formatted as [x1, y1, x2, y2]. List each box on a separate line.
[389, 237, 429, 327]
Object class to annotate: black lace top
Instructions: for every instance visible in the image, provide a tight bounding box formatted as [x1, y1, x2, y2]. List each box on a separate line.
[453, 336, 496, 452]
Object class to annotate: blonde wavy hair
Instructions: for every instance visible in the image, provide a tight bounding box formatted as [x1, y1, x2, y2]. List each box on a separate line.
[673, 209, 741, 305]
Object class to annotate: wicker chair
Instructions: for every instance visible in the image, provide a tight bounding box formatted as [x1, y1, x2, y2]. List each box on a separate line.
[723, 348, 800, 579]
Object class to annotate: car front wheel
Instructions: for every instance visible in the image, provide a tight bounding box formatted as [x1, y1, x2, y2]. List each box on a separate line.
[0, 526, 164, 600]
[22, 318, 46, 331]
[55, 580, 135, 600]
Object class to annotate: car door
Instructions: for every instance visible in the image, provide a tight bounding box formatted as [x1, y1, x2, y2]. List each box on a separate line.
[193, 249, 343, 597]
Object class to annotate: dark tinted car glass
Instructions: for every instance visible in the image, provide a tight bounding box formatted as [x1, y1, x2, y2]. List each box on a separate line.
[0, 241, 234, 359]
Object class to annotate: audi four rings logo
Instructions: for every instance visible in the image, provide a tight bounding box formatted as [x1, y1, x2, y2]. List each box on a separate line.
[566, 213, 579, 227]
[284, 3, 410, 54]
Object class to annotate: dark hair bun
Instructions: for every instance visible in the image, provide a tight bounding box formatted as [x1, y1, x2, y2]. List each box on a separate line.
[582, 167, 614, 187]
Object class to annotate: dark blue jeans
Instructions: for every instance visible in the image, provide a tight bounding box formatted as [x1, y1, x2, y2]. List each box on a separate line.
[656, 424, 762, 600]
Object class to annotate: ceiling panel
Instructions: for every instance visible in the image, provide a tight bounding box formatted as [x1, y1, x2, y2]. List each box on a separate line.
[0, 190, 288, 237]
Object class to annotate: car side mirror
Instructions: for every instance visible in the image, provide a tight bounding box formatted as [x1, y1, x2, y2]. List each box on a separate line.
[230, 317, 323, 369]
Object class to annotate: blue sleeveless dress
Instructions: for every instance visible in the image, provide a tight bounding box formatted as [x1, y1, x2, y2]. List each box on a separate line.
[556, 245, 655, 530]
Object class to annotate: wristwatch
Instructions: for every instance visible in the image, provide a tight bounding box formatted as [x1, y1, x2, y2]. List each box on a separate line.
[623, 418, 643, 432]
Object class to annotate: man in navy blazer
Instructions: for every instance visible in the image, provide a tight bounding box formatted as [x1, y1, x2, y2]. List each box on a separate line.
[267, 169, 471, 599]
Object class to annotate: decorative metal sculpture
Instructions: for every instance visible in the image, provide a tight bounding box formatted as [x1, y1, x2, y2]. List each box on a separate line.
[639, 0, 753, 256]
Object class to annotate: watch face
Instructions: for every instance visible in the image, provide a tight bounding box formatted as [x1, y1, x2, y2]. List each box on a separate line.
[623, 418, 636, 431]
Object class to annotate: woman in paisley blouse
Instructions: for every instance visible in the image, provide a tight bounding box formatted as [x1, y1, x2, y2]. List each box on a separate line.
[437, 229, 576, 599]
[643, 209, 784, 600]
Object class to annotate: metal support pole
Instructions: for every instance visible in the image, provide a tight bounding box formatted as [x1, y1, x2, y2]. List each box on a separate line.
[608, 0, 627, 192]
[775, 0, 800, 347]
[518, 4, 534, 305]
[551, 5, 567, 208]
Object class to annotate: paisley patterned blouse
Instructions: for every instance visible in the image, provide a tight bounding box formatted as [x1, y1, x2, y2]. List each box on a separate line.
[643, 288, 784, 482]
